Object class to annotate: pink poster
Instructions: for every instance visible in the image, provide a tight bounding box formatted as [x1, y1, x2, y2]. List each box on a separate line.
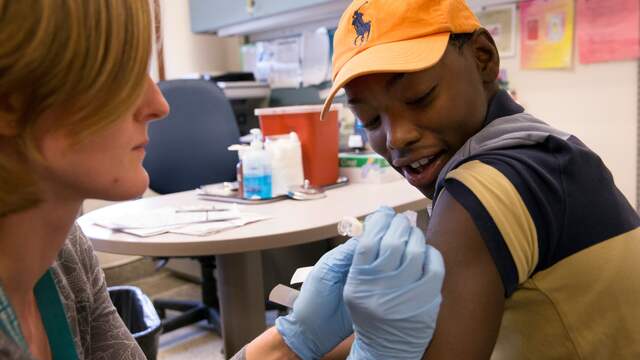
[520, 0, 575, 69]
[576, 0, 640, 64]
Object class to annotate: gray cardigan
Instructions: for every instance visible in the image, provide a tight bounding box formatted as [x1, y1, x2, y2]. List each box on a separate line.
[0, 225, 146, 360]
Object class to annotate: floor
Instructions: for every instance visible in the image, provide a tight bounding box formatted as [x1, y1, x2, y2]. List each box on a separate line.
[97, 236, 331, 359]
[105, 259, 225, 359]
[105, 260, 280, 360]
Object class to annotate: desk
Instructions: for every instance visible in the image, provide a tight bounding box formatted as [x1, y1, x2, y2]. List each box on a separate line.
[78, 180, 429, 358]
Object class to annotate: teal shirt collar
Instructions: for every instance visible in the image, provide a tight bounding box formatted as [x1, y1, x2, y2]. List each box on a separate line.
[0, 269, 79, 360]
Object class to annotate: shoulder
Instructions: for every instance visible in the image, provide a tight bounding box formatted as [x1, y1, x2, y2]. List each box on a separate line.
[49, 224, 96, 353]
[64, 223, 95, 259]
[423, 190, 506, 358]
[53, 224, 98, 286]
[50, 223, 100, 328]
[439, 133, 639, 294]
[440, 143, 565, 295]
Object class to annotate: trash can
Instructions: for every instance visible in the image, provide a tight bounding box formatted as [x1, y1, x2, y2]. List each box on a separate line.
[109, 286, 162, 360]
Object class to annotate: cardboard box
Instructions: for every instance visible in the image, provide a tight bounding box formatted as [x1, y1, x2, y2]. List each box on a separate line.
[339, 152, 403, 184]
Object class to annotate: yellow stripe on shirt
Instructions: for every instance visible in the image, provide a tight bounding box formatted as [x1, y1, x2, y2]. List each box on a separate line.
[446, 160, 538, 283]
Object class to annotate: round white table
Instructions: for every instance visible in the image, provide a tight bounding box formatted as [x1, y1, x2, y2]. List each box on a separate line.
[78, 180, 430, 358]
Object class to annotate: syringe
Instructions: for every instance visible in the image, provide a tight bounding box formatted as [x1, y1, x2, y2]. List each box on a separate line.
[337, 210, 419, 237]
[337, 216, 364, 237]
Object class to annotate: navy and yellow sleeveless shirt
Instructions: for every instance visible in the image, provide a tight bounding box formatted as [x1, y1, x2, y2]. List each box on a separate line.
[434, 90, 640, 359]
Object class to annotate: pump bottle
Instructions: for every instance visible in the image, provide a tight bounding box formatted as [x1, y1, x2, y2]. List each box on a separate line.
[242, 129, 272, 199]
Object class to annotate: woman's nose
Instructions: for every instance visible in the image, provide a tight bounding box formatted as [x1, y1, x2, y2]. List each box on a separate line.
[137, 76, 170, 123]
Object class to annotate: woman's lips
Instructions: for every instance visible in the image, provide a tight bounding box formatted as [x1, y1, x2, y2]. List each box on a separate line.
[132, 140, 148, 150]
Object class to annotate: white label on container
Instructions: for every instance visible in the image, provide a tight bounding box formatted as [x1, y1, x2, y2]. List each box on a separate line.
[268, 284, 300, 308]
[290, 266, 314, 285]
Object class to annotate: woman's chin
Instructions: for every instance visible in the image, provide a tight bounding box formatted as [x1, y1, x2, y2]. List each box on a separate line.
[99, 173, 149, 201]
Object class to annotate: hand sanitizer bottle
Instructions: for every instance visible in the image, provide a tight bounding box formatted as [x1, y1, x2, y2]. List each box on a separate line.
[242, 129, 272, 199]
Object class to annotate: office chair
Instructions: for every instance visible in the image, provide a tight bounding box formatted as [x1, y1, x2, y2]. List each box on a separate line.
[143, 79, 240, 334]
[144, 79, 239, 194]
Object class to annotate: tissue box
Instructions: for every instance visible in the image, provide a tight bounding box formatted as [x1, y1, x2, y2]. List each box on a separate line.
[339, 152, 403, 184]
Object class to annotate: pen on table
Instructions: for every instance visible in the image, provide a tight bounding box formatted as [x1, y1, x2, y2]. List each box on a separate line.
[175, 207, 229, 213]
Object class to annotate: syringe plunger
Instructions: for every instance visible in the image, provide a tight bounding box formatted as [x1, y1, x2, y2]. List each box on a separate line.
[337, 217, 364, 237]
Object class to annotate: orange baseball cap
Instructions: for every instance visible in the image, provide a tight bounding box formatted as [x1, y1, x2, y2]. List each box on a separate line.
[321, 0, 481, 119]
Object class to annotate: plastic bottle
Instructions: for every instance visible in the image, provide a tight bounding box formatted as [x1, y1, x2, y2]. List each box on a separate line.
[265, 135, 285, 197]
[242, 129, 272, 199]
[236, 160, 244, 196]
[347, 118, 369, 153]
[265, 132, 304, 196]
[228, 144, 250, 196]
[286, 132, 304, 187]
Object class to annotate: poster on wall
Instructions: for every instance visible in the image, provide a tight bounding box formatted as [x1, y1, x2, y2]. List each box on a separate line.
[576, 0, 640, 64]
[520, 0, 575, 69]
[477, 4, 517, 58]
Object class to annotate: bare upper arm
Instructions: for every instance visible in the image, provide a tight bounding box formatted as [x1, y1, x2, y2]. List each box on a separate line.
[423, 190, 505, 360]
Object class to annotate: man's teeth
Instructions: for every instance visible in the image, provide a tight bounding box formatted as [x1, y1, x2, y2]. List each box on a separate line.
[410, 156, 435, 169]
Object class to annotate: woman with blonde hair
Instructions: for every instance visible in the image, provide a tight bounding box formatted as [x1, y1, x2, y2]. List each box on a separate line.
[0, 1, 169, 358]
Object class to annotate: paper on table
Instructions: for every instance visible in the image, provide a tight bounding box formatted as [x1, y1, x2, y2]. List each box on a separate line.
[95, 207, 240, 229]
[97, 212, 271, 237]
[176, 204, 236, 212]
[169, 213, 272, 236]
[111, 224, 182, 237]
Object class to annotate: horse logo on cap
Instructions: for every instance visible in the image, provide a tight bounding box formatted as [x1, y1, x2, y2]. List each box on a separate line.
[352, 1, 371, 46]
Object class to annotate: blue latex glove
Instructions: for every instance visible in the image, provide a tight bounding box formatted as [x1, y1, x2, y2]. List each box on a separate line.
[345, 207, 445, 360]
[275, 238, 357, 360]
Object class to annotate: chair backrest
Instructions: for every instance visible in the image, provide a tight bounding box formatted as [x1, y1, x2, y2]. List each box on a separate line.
[144, 79, 241, 194]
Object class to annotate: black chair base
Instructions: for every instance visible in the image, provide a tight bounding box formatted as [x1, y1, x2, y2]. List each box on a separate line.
[153, 257, 220, 335]
[154, 299, 220, 334]
[152, 255, 290, 337]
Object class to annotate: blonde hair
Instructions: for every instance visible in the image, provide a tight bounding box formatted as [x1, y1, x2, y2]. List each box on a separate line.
[0, 0, 153, 216]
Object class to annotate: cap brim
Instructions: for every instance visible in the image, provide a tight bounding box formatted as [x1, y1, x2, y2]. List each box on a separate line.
[320, 32, 450, 120]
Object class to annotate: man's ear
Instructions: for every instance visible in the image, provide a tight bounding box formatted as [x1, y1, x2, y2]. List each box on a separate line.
[0, 95, 21, 136]
[469, 29, 500, 84]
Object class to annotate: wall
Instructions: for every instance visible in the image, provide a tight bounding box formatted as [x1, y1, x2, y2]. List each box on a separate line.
[501, 54, 638, 204]
[159, 0, 242, 79]
[469, 0, 639, 204]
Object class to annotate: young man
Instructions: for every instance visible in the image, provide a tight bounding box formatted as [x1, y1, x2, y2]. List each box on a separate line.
[320, 0, 640, 358]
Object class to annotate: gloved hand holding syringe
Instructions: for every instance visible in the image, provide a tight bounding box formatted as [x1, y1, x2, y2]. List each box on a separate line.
[272, 210, 421, 301]
[271, 207, 445, 360]
[282, 211, 417, 287]
[286, 216, 365, 286]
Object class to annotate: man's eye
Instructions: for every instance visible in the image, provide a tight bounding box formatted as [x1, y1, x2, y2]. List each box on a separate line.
[361, 116, 381, 130]
[406, 85, 437, 107]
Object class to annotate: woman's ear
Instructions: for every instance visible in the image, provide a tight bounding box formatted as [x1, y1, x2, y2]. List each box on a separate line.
[469, 29, 500, 84]
[0, 95, 21, 136]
